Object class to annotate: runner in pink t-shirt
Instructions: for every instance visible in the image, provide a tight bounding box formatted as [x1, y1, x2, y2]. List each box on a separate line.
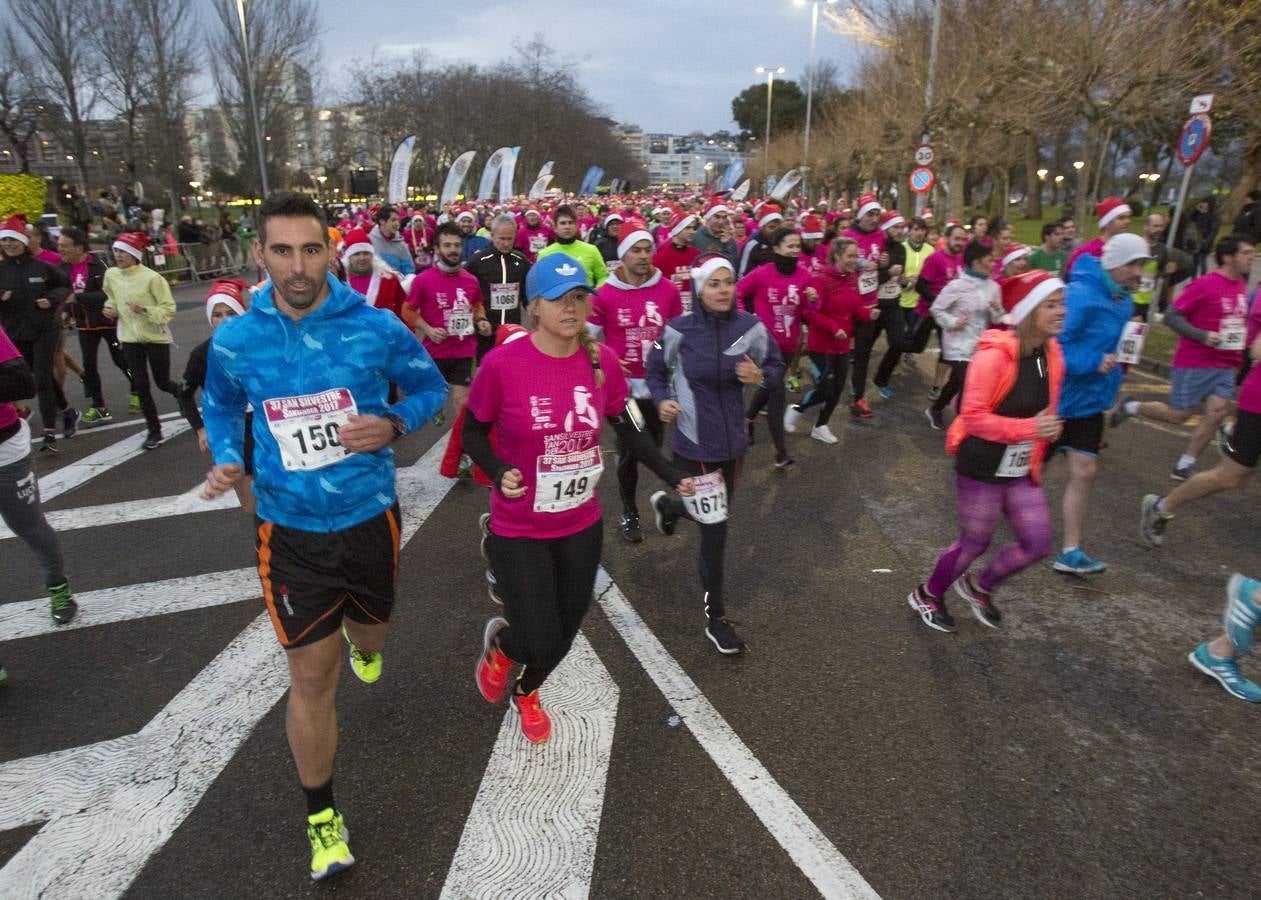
[463, 251, 690, 745]
[0, 323, 79, 637]
[1114, 236, 1255, 480]
[1137, 237, 1261, 549]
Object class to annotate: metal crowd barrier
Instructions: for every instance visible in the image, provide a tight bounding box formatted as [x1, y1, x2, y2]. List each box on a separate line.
[89, 241, 249, 284]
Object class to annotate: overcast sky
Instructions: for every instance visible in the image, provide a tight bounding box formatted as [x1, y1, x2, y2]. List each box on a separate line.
[308, 0, 859, 134]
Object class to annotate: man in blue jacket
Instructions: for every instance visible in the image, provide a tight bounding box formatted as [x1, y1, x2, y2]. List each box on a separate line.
[199, 192, 447, 881]
[1051, 233, 1151, 575]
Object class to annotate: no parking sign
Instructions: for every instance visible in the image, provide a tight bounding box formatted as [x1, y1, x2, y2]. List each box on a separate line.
[1176, 114, 1211, 165]
[909, 167, 935, 193]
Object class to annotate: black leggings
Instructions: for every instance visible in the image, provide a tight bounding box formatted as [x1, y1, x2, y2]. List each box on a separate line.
[745, 377, 787, 452]
[902, 312, 942, 355]
[850, 303, 905, 399]
[615, 397, 663, 515]
[932, 360, 970, 412]
[797, 352, 850, 427]
[121, 342, 179, 434]
[662, 454, 740, 620]
[874, 308, 925, 387]
[14, 331, 68, 434]
[490, 521, 603, 696]
[78, 328, 134, 409]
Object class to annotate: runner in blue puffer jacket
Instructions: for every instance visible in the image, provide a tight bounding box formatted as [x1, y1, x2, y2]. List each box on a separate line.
[645, 253, 783, 655]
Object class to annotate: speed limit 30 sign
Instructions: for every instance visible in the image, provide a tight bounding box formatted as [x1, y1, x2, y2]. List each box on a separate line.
[914, 144, 935, 167]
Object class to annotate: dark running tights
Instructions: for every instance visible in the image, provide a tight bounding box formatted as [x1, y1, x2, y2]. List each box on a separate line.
[490, 522, 602, 696]
[796, 352, 850, 427]
[616, 397, 663, 515]
[662, 454, 740, 620]
[121, 342, 179, 435]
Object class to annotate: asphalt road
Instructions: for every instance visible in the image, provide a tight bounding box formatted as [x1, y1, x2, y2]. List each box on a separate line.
[1, 279, 1258, 899]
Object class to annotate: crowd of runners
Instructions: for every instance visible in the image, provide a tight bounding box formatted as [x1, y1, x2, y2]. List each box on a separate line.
[1, 186, 1258, 880]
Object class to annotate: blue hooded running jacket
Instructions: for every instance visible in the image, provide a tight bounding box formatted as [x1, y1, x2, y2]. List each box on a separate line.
[203, 273, 447, 532]
[1056, 253, 1134, 420]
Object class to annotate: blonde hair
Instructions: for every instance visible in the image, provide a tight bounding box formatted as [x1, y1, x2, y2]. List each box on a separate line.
[525, 296, 604, 387]
[829, 236, 857, 265]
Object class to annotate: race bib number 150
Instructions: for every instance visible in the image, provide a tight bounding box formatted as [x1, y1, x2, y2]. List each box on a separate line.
[264, 388, 357, 472]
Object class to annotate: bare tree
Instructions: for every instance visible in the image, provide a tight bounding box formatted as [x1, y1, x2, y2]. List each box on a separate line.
[91, 0, 151, 188]
[0, 25, 42, 173]
[207, 0, 323, 197]
[136, 0, 197, 211]
[10, 0, 97, 190]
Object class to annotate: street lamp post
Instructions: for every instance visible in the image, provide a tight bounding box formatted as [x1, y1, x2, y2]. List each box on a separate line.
[754, 65, 786, 182]
[235, 0, 270, 198]
[796, 0, 838, 202]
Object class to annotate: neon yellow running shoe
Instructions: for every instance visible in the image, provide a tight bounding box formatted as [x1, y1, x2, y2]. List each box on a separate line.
[306, 807, 354, 881]
[343, 625, 382, 684]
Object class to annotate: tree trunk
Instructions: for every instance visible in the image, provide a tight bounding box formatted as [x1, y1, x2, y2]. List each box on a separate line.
[1073, 118, 1100, 233]
[1219, 135, 1261, 226]
[1024, 133, 1042, 220]
[946, 158, 965, 220]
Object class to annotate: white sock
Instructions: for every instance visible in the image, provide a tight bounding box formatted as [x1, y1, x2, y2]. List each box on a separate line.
[1155, 497, 1169, 515]
[1177, 454, 1196, 470]
[1062, 546, 1079, 554]
[1124, 400, 1140, 415]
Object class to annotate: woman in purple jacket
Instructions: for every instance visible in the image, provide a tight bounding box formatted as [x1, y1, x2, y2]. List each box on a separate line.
[646, 254, 784, 655]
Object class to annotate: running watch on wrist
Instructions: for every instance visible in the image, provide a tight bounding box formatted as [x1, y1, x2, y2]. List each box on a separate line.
[385, 413, 407, 441]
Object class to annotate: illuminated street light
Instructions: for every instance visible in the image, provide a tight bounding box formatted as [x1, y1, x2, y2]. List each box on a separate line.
[754, 65, 787, 175]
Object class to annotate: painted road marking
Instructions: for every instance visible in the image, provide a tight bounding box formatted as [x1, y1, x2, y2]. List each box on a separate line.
[441, 634, 618, 899]
[595, 570, 881, 900]
[29, 410, 183, 445]
[0, 567, 257, 641]
[0, 440, 457, 899]
[0, 483, 235, 541]
[34, 422, 192, 503]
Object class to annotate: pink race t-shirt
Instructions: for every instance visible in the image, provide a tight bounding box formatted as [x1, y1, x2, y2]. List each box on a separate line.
[738, 263, 810, 353]
[1171, 271, 1250, 369]
[1234, 298, 1261, 414]
[405, 267, 482, 360]
[842, 226, 885, 301]
[467, 337, 629, 540]
[589, 271, 682, 381]
[69, 260, 88, 293]
[0, 326, 22, 431]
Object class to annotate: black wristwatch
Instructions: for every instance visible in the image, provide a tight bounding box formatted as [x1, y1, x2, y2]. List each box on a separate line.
[385, 412, 407, 441]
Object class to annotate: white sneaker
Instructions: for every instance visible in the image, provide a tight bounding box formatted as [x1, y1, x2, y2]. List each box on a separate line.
[811, 425, 838, 444]
[783, 405, 804, 433]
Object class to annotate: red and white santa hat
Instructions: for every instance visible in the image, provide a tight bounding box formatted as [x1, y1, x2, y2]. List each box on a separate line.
[1001, 269, 1064, 325]
[703, 197, 731, 220]
[839, 206, 853, 218]
[856, 193, 882, 219]
[617, 218, 654, 258]
[494, 323, 530, 346]
[204, 278, 250, 324]
[1001, 243, 1031, 269]
[690, 253, 734, 289]
[112, 231, 150, 261]
[525, 206, 541, 219]
[800, 214, 824, 240]
[341, 227, 374, 260]
[758, 204, 784, 231]
[0, 213, 29, 245]
[668, 212, 698, 242]
[880, 210, 905, 231]
[603, 212, 624, 227]
[454, 207, 476, 223]
[1096, 196, 1131, 230]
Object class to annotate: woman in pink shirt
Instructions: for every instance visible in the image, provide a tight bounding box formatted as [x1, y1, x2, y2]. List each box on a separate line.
[462, 252, 692, 744]
[739, 227, 810, 466]
[784, 237, 876, 444]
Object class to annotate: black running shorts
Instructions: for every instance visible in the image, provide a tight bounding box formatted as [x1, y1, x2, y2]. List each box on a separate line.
[1052, 412, 1105, 457]
[256, 503, 400, 649]
[435, 357, 474, 386]
[1225, 409, 1261, 469]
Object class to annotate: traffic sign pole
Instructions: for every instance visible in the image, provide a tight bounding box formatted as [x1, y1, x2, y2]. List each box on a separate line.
[1157, 109, 1213, 312]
